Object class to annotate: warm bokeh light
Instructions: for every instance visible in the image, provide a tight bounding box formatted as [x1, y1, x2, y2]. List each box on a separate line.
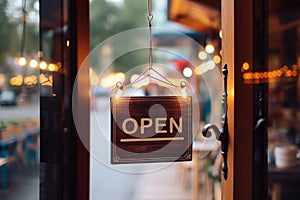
[242, 62, 250, 71]
[29, 59, 38, 68]
[10, 75, 23, 86]
[37, 51, 43, 58]
[24, 75, 38, 86]
[198, 51, 207, 60]
[48, 63, 57, 71]
[39, 61, 48, 70]
[18, 56, 27, 66]
[285, 70, 292, 77]
[194, 67, 201, 75]
[66, 40, 70, 47]
[207, 60, 215, 70]
[219, 30, 222, 39]
[242, 63, 299, 84]
[100, 72, 125, 88]
[282, 65, 288, 71]
[40, 74, 53, 86]
[275, 70, 282, 77]
[292, 70, 298, 77]
[205, 44, 215, 54]
[183, 67, 193, 78]
[213, 55, 221, 64]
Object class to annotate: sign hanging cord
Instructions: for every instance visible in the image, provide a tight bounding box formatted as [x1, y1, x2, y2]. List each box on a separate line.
[147, 0, 153, 70]
[20, 0, 27, 57]
[111, 0, 189, 96]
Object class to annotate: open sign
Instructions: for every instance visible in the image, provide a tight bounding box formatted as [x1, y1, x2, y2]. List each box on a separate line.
[111, 96, 192, 164]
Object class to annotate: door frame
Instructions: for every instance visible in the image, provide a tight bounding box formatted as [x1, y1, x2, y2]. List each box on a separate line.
[221, 0, 257, 199]
[40, 0, 90, 199]
[221, 0, 268, 199]
[70, 0, 90, 199]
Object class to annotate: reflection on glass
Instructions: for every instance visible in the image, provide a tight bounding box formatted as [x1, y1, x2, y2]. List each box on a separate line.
[268, 1, 300, 199]
[0, 0, 40, 198]
[90, 0, 221, 199]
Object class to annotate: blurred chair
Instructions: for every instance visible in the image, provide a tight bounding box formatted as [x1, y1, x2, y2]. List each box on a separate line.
[0, 136, 18, 191]
[177, 142, 219, 198]
[206, 148, 222, 200]
[25, 130, 39, 167]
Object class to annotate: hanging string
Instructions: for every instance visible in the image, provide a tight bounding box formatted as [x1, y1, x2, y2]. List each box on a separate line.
[20, 0, 27, 57]
[111, 0, 189, 96]
[147, 0, 153, 70]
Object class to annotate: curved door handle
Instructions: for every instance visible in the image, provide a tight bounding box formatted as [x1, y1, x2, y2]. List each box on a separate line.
[202, 64, 229, 180]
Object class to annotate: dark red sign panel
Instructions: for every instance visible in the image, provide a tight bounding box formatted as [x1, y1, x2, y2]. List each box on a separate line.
[111, 96, 192, 164]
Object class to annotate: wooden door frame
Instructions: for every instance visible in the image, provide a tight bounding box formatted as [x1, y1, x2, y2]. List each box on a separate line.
[69, 0, 90, 199]
[222, 0, 254, 199]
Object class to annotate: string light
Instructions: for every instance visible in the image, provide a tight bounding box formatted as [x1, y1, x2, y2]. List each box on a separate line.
[242, 62, 250, 71]
[15, 0, 61, 73]
[29, 59, 38, 68]
[242, 64, 299, 84]
[48, 63, 56, 71]
[9, 0, 59, 90]
[39, 61, 47, 70]
[18, 56, 27, 66]
[37, 51, 43, 58]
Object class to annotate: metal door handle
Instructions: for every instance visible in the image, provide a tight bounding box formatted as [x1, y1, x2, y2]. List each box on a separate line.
[202, 64, 229, 180]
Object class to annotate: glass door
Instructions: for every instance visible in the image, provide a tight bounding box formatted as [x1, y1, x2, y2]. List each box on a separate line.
[267, 1, 300, 199]
[221, 0, 300, 199]
[89, 1, 222, 200]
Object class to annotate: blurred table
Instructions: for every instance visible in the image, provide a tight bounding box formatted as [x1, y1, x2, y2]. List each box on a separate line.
[0, 127, 39, 191]
[268, 161, 300, 200]
[0, 136, 18, 191]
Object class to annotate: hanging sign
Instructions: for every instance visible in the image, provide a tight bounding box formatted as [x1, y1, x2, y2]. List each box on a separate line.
[111, 96, 192, 164]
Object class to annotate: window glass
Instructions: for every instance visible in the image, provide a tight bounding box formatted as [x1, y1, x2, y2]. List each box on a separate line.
[89, 0, 221, 199]
[0, 0, 39, 199]
[267, 1, 300, 199]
